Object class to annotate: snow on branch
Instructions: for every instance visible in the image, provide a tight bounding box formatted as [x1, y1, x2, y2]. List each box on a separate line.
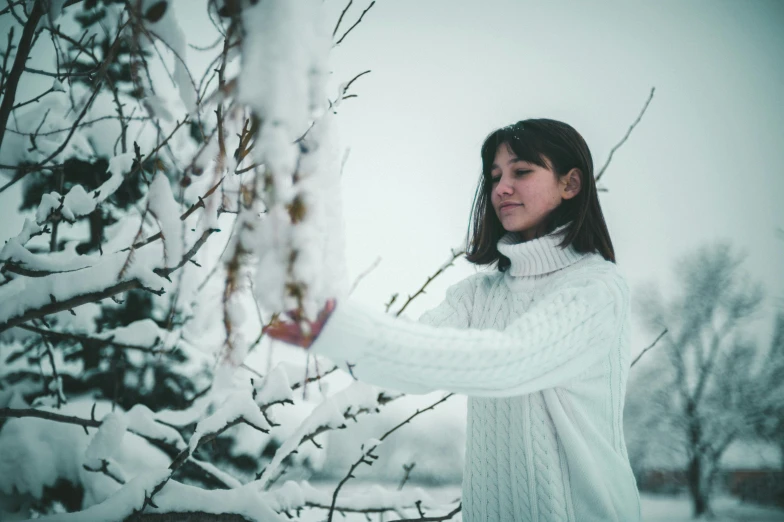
[133, 390, 274, 510]
[0, 165, 227, 331]
[261, 480, 453, 520]
[34, 152, 135, 226]
[35, 473, 287, 522]
[325, 393, 456, 522]
[255, 381, 397, 489]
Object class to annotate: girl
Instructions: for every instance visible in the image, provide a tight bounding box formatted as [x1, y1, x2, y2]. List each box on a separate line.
[266, 119, 641, 521]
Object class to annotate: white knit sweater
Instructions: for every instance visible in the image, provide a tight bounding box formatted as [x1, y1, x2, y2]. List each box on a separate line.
[310, 224, 641, 521]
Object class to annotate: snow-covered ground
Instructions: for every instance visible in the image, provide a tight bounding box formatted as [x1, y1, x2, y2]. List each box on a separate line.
[640, 493, 784, 522]
[292, 483, 784, 522]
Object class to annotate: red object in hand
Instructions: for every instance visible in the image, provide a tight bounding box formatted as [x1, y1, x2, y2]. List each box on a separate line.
[263, 298, 337, 349]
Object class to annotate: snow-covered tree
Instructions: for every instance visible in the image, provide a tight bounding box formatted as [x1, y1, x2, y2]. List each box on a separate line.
[0, 1, 465, 520]
[628, 241, 782, 517]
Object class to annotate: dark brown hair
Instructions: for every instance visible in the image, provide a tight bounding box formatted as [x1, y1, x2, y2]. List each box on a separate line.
[465, 118, 615, 272]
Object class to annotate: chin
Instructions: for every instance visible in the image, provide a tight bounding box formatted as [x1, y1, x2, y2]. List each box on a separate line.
[501, 221, 530, 233]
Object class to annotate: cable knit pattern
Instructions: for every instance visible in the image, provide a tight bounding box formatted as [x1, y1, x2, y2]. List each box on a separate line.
[310, 223, 641, 521]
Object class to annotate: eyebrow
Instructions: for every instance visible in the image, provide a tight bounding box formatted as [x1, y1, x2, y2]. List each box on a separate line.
[491, 157, 526, 170]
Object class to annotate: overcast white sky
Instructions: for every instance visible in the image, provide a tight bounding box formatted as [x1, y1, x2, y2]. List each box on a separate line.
[320, 0, 784, 349]
[1, 0, 783, 356]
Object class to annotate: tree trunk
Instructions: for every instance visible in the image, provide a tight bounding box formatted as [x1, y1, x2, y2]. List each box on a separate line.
[687, 454, 711, 517]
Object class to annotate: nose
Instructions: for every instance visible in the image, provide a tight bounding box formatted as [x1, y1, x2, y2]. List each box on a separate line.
[494, 175, 513, 198]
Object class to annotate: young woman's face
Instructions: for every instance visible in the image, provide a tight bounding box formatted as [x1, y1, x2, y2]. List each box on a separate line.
[489, 143, 576, 241]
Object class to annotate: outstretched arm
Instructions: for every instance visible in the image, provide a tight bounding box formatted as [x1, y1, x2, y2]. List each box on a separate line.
[308, 271, 627, 397]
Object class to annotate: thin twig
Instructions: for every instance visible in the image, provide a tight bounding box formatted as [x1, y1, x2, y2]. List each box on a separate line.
[349, 256, 381, 296]
[332, 0, 353, 38]
[395, 248, 464, 317]
[34, 320, 66, 408]
[631, 328, 668, 367]
[390, 504, 462, 522]
[0, 18, 132, 193]
[0, 229, 218, 333]
[0, 0, 44, 150]
[334, 1, 375, 46]
[595, 87, 655, 183]
[397, 462, 415, 491]
[14, 324, 163, 353]
[327, 393, 454, 522]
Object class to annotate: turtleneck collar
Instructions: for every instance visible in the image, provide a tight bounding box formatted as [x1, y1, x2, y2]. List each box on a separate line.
[497, 222, 588, 277]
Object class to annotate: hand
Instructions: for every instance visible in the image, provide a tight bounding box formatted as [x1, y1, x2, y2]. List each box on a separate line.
[262, 298, 337, 349]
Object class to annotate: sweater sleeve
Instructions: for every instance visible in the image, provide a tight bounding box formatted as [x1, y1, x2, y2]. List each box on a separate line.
[309, 271, 625, 397]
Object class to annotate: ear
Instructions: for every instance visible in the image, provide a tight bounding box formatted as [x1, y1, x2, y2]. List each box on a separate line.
[561, 168, 582, 200]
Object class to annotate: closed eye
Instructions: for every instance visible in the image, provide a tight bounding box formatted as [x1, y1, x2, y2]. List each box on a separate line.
[490, 170, 530, 183]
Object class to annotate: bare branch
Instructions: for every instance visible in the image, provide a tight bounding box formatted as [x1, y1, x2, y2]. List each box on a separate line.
[33, 319, 66, 407]
[14, 324, 162, 353]
[332, 0, 353, 38]
[390, 504, 462, 522]
[395, 248, 464, 317]
[327, 393, 454, 522]
[0, 407, 236, 490]
[0, 1, 25, 17]
[595, 87, 655, 183]
[334, 1, 375, 47]
[397, 462, 415, 491]
[631, 328, 668, 367]
[0, 228, 218, 333]
[0, 0, 44, 151]
[349, 255, 381, 296]
[0, 17, 132, 193]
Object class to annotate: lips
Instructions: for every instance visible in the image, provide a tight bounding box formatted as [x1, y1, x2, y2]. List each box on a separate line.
[499, 203, 521, 210]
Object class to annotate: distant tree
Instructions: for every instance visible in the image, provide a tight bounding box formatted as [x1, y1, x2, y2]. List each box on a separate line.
[632, 241, 778, 517]
[751, 311, 784, 469]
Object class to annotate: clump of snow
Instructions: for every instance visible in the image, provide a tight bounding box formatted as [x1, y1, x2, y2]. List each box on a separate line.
[85, 413, 128, 466]
[33, 468, 172, 522]
[255, 381, 382, 488]
[0, 248, 166, 329]
[33, 152, 135, 226]
[0, 238, 98, 273]
[14, 219, 45, 246]
[125, 404, 186, 450]
[35, 476, 288, 522]
[96, 319, 163, 348]
[361, 437, 383, 452]
[147, 172, 183, 269]
[35, 193, 62, 224]
[0, 400, 170, 510]
[52, 78, 66, 93]
[237, 0, 329, 161]
[258, 480, 445, 515]
[255, 363, 294, 406]
[229, 0, 347, 322]
[189, 390, 271, 453]
[138, 0, 197, 114]
[284, 111, 350, 320]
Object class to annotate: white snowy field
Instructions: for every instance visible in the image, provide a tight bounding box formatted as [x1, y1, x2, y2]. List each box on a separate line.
[640, 493, 784, 522]
[290, 483, 784, 522]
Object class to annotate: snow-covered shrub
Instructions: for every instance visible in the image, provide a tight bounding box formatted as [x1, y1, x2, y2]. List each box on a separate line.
[0, 1, 461, 520]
